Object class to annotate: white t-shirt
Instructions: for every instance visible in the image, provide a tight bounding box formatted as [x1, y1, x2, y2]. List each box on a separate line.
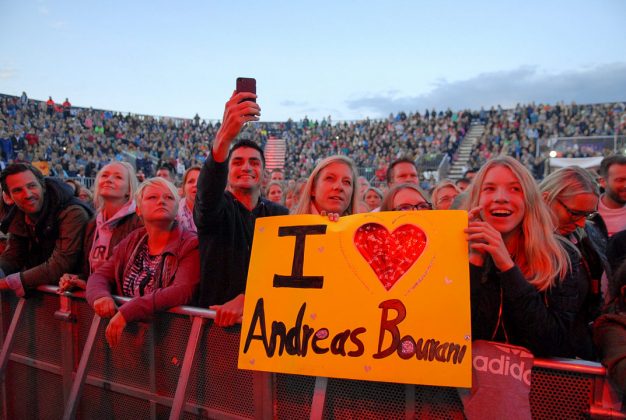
[598, 197, 626, 237]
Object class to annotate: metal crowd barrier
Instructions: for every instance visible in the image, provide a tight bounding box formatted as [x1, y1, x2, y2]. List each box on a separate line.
[0, 287, 624, 419]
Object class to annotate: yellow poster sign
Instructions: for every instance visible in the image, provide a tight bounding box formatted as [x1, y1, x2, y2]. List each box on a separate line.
[238, 211, 471, 387]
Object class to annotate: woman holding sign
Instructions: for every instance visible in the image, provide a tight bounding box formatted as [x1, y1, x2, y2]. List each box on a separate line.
[464, 156, 580, 358]
[293, 155, 360, 217]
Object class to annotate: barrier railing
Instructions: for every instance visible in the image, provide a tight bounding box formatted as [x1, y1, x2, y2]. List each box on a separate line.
[0, 287, 624, 419]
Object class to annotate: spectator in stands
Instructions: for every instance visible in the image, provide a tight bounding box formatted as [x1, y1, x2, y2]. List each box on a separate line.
[596, 155, 626, 237]
[363, 187, 383, 211]
[58, 162, 141, 292]
[64, 179, 82, 197]
[177, 166, 200, 233]
[357, 176, 370, 196]
[540, 166, 606, 359]
[85, 177, 199, 348]
[78, 186, 93, 204]
[463, 168, 478, 182]
[284, 183, 296, 211]
[265, 181, 284, 205]
[62, 98, 71, 119]
[386, 158, 419, 188]
[270, 168, 284, 181]
[431, 180, 461, 210]
[0, 163, 91, 296]
[593, 258, 626, 392]
[380, 183, 432, 212]
[455, 177, 471, 192]
[156, 164, 175, 183]
[46, 96, 54, 116]
[465, 157, 580, 357]
[194, 92, 288, 327]
[292, 155, 359, 217]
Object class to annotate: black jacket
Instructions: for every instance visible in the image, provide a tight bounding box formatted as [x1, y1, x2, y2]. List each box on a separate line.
[470, 247, 581, 358]
[0, 177, 92, 288]
[194, 152, 288, 307]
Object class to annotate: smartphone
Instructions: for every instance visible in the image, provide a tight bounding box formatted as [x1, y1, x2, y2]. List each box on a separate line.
[236, 77, 256, 103]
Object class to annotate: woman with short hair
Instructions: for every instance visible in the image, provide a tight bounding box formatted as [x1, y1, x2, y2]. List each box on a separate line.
[86, 177, 200, 347]
[431, 180, 460, 210]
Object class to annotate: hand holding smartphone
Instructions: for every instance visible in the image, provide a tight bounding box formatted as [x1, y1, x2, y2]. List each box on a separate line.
[236, 77, 256, 103]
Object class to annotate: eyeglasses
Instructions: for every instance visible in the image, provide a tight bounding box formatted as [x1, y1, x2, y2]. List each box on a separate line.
[556, 198, 597, 221]
[436, 195, 455, 205]
[393, 202, 433, 211]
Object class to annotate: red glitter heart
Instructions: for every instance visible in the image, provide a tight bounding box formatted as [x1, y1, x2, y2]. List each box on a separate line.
[354, 223, 427, 290]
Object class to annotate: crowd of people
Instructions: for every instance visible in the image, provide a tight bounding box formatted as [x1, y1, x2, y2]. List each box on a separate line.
[468, 102, 624, 179]
[0, 91, 626, 393]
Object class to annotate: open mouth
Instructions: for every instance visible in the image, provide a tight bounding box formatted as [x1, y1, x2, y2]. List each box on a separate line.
[490, 209, 512, 217]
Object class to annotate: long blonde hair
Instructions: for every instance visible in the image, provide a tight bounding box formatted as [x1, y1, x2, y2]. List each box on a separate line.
[93, 161, 138, 210]
[464, 156, 570, 291]
[293, 155, 359, 216]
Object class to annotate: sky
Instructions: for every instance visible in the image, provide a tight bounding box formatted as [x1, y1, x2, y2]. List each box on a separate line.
[1, 0, 625, 122]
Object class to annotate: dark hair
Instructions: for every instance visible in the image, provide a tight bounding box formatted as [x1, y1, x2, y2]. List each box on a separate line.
[599, 155, 626, 178]
[1, 163, 45, 193]
[156, 163, 174, 174]
[230, 139, 265, 167]
[386, 157, 417, 184]
[463, 168, 479, 178]
[455, 177, 471, 186]
[64, 179, 82, 197]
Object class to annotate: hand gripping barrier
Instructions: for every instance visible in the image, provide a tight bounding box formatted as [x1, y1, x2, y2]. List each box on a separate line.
[0, 287, 624, 419]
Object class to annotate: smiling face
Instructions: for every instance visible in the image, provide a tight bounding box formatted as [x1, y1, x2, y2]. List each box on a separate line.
[312, 162, 354, 214]
[549, 192, 598, 236]
[6, 170, 45, 216]
[478, 165, 526, 240]
[228, 147, 263, 191]
[602, 163, 626, 206]
[98, 163, 130, 202]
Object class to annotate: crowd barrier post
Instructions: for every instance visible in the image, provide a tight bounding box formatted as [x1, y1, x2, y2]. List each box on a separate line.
[169, 316, 205, 420]
[310, 376, 328, 420]
[0, 297, 26, 383]
[62, 313, 102, 420]
[54, 293, 78, 406]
